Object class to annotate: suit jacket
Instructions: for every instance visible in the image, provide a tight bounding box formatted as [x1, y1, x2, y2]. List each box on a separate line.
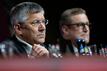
[0, 35, 32, 58]
[59, 38, 93, 56]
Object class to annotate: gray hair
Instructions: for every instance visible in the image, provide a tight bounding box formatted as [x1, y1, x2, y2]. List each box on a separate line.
[59, 8, 86, 26]
[10, 2, 44, 27]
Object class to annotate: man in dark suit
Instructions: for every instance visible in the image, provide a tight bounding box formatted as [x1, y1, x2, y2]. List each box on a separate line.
[0, 2, 49, 58]
[59, 8, 92, 57]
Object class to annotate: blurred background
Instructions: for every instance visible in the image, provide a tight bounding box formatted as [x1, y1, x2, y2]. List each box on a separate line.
[0, 0, 107, 45]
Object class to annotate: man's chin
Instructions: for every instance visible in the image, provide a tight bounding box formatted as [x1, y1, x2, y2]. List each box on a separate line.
[33, 39, 45, 44]
[38, 39, 45, 44]
[85, 39, 89, 44]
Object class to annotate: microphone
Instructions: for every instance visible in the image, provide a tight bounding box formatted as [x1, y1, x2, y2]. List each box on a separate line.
[76, 38, 86, 55]
[76, 38, 92, 56]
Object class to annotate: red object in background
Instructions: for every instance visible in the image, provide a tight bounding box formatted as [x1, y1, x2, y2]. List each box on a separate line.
[0, 56, 107, 71]
[60, 56, 107, 71]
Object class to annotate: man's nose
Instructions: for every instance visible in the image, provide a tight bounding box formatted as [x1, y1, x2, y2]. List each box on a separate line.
[82, 25, 89, 33]
[38, 23, 46, 31]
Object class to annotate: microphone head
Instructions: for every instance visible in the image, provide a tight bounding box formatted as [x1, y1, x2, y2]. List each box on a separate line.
[76, 38, 86, 54]
[76, 38, 86, 47]
[76, 38, 85, 44]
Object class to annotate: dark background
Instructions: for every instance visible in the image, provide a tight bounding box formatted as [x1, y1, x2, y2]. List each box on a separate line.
[0, 0, 107, 44]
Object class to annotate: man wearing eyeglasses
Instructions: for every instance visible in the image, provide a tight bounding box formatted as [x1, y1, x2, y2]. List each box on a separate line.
[0, 2, 49, 58]
[59, 8, 92, 57]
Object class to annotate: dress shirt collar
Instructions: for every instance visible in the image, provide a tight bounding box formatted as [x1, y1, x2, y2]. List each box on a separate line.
[16, 35, 32, 55]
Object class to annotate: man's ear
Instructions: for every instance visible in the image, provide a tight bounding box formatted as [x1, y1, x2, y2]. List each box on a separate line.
[61, 25, 69, 35]
[61, 25, 70, 40]
[14, 24, 22, 35]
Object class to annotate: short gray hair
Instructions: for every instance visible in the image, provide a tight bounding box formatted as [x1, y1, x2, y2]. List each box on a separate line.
[59, 8, 86, 26]
[10, 2, 44, 27]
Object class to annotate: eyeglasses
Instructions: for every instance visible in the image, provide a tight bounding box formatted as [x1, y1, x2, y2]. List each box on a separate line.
[66, 22, 91, 28]
[31, 19, 48, 26]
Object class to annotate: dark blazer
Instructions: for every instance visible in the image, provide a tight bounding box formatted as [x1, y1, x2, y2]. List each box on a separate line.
[59, 38, 96, 56]
[59, 38, 74, 55]
[0, 35, 31, 58]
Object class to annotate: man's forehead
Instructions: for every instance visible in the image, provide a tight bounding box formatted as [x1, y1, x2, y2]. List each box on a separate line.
[69, 14, 89, 23]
